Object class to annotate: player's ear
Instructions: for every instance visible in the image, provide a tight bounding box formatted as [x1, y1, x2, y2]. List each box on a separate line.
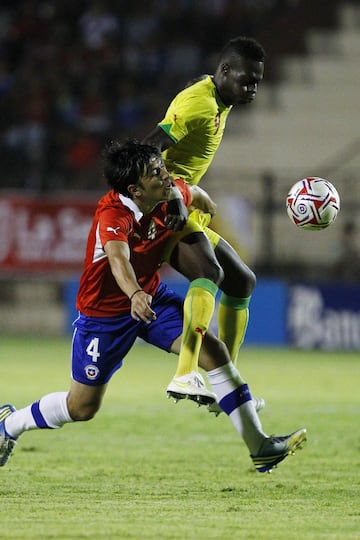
[127, 184, 142, 198]
[221, 63, 230, 75]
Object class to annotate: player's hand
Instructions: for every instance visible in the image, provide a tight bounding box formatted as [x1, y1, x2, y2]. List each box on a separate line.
[130, 291, 157, 324]
[189, 185, 217, 217]
[165, 198, 188, 231]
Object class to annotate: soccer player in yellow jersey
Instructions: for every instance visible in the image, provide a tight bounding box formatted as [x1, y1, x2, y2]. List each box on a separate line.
[144, 36, 265, 406]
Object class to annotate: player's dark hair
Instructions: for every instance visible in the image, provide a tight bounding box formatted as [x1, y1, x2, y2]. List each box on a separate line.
[220, 36, 265, 63]
[102, 139, 161, 196]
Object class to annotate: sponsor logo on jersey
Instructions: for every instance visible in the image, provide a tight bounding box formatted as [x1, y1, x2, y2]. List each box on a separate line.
[106, 226, 121, 235]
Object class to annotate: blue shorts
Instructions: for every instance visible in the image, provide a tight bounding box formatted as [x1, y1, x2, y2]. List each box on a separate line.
[71, 283, 183, 386]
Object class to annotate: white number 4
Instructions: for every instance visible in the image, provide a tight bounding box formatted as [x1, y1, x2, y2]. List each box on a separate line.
[86, 337, 100, 362]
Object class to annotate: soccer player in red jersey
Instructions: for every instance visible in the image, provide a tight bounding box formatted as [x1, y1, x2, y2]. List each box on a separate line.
[0, 140, 306, 473]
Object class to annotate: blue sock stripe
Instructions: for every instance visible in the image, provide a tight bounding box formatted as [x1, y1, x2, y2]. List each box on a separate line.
[31, 401, 50, 429]
[218, 384, 252, 415]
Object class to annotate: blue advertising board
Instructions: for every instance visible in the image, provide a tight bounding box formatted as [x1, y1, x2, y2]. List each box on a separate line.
[288, 284, 360, 350]
[63, 277, 360, 350]
[245, 279, 288, 345]
[156, 276, 288, 346]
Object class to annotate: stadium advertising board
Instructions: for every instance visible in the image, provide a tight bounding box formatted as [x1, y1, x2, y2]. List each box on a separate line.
[288, 284, 360, 350]
[0, 195, 95, 274]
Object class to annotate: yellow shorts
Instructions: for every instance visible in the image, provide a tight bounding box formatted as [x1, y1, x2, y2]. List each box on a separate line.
[162, 209, 221, 263]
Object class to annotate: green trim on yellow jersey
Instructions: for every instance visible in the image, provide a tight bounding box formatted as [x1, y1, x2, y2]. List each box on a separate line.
[158, 75, 231, 185]
[159, 123, 178, 142]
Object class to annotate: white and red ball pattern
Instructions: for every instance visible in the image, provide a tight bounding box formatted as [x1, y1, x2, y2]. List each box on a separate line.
[286, 177, 340, 230]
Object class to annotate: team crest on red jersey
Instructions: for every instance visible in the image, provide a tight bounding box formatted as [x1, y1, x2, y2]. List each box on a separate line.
[147, 220, 156, 240]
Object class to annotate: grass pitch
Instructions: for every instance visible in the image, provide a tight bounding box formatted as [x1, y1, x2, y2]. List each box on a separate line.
[0, 337, 359, 540]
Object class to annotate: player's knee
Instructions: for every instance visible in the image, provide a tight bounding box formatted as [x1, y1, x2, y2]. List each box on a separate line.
[187, 258, 223, 285]
[70, 407, 98, 422]
[67, 402, 100, 422]
[246, 267, 257, 291]
[228, 266, 256, 297]
[205, 260, 224, 286]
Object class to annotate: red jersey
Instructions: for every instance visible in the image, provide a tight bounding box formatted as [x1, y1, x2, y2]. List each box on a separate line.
[76, 179, 191, 317]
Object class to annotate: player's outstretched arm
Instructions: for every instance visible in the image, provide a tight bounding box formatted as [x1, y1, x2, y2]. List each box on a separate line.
[165, 183, 188, 232]
[104, 240, 156, 324]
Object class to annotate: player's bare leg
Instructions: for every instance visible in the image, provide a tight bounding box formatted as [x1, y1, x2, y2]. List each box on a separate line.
[0, 382, 107, 466]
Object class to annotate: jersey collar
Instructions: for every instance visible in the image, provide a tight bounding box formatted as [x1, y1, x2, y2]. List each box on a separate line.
[119, 194, 143, 222]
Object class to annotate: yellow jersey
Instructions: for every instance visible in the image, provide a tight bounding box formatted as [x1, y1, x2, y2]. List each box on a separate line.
[158, 76, 231, 186]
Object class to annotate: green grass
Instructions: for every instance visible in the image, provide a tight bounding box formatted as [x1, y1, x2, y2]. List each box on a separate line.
[1, 337, 359, 540]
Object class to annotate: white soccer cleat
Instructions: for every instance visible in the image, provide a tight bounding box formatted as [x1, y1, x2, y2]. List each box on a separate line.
[167, 371, 216, 405]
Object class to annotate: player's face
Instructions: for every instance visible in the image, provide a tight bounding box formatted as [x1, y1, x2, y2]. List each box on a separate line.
[220, 57, 264, 106]
[137, 156, 172, 204]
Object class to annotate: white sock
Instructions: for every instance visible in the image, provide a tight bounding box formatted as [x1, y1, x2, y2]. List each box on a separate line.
[206, 363, 267, 454]
[5, 392, 73, 439]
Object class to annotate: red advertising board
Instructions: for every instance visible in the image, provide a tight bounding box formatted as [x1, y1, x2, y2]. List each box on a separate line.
[0, 194, 98, 274]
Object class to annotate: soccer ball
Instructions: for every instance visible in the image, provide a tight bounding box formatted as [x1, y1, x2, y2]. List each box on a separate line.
[286, 177, 340, 230]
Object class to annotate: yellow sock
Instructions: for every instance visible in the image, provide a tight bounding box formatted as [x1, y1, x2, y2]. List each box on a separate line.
[217, 294, 251, 365]
[175, 278, 218, 377]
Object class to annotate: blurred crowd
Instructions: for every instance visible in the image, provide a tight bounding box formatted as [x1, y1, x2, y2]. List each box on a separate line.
[0, 0, 341, 191]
